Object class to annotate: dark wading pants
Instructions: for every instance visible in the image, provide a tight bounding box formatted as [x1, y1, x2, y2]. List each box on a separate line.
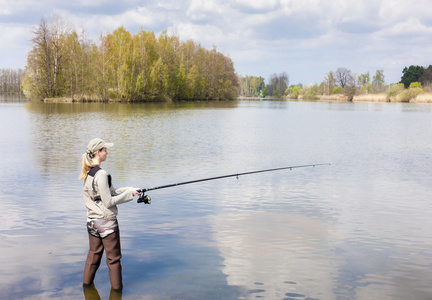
[83, 231, 123, 290]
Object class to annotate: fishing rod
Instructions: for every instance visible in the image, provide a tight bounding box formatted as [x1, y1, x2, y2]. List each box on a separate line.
[136, 163, 330, 204]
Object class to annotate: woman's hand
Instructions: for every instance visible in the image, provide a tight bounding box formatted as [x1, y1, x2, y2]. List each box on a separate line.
[132, 189, 142, 197]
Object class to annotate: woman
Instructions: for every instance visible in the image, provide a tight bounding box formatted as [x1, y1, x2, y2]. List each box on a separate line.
[79, 138, 139, 291]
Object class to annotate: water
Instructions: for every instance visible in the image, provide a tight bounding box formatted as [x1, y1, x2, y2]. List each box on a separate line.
[1, 96, 432, 300]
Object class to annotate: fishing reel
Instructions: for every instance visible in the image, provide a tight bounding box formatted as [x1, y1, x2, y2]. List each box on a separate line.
[137, 193, 151, 204]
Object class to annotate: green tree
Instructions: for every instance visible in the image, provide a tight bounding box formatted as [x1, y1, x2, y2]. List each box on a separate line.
[324, 71, 335, 95]
[260, 87, 267, 97]
[148, 58, 168, 100]
[287, 85, 301, 99]
[238, 75, 265, 97]
[399, 82, 424, 102]
[332, 86, 343, 94]
[63, 29, 96, 100]
[358, 72, 370, 94]
[111, 26, 132, 98]
[372, 69, 385, 92]
[132, 29, 158, 100]
[250, 76, 265, 96]
[386, 83, 404, 98]
[302, 84, 319, 99]
[400, 65, 424, 88]
[185, 64, 198, 99]
[409, 82, 422, 88]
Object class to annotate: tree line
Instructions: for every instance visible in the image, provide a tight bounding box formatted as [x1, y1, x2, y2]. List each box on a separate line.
[239, 68, 387, 100]
[22, 15, 239, 101]
[0, 68, 25, 94]
[316, 65, 431, 100]
[238, 64, 431, 101]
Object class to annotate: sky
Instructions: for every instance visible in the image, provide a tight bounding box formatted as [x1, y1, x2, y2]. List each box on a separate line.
[1, 0, 431, 85]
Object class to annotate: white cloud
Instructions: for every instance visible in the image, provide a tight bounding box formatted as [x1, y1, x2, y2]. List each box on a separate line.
[0, 23, 32, 68]
[280, 0, 324, 15]
[98, 8, 157, 30]
[0, 7, 11, 15]
[0, 24, 30, 48]
[0, 0, 27, 14]
[386, 17, 432, 37]
[173, 22, 226, 47]
[234, 0, 279, 12]
[187, 0, 224, 21]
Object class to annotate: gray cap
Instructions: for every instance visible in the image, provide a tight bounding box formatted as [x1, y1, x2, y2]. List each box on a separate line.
[86, 138, 114, 154]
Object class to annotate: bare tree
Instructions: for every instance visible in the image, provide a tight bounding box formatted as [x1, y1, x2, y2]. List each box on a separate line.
[267, 72, 289, 97]
[335, 67, 351, 88]
[278, 72, 289, 95]
[419, 65, 432, 87]
[49, 14, 73, 97]
[31, 17, 52, 97]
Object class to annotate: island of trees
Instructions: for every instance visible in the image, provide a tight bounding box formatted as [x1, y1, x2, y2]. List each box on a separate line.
[20, 15, 239, 101]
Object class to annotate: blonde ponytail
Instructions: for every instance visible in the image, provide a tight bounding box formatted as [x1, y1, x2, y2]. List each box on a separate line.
[79, 152, 95, 180]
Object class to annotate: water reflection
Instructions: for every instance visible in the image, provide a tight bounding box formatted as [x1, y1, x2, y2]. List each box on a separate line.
[25, 100, 239, 115]
[213, 211, 336, 299]
[0, 94, 28, 102]
[83, 284, 122, 300]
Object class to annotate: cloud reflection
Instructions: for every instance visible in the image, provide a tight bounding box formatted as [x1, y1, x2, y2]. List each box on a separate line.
[212, 211, 336, 299]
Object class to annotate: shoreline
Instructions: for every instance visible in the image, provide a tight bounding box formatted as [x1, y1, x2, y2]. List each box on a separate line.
[26, 92, 432, 104]
[295, 93, 432, 103]
[352, 93, 432, 103]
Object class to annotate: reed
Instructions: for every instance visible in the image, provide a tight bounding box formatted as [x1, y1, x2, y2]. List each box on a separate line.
[412, 93, 432, 103]
[43, 94, 111, 102]
[316, 94, 348, 101]
[396, 88, 424, 102]
[352, 94, 388, 102]
[353, 91, 432, 103]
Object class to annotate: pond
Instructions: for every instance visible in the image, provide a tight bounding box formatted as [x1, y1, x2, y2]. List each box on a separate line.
[1, 96, 432, 299]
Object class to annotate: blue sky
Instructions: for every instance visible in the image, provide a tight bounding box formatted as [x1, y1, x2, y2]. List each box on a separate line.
[1, 0, 431, 85]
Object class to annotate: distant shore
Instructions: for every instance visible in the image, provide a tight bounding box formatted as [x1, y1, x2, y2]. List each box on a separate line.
[295, 93, 432, 103]
[31, 92, 432, 103]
